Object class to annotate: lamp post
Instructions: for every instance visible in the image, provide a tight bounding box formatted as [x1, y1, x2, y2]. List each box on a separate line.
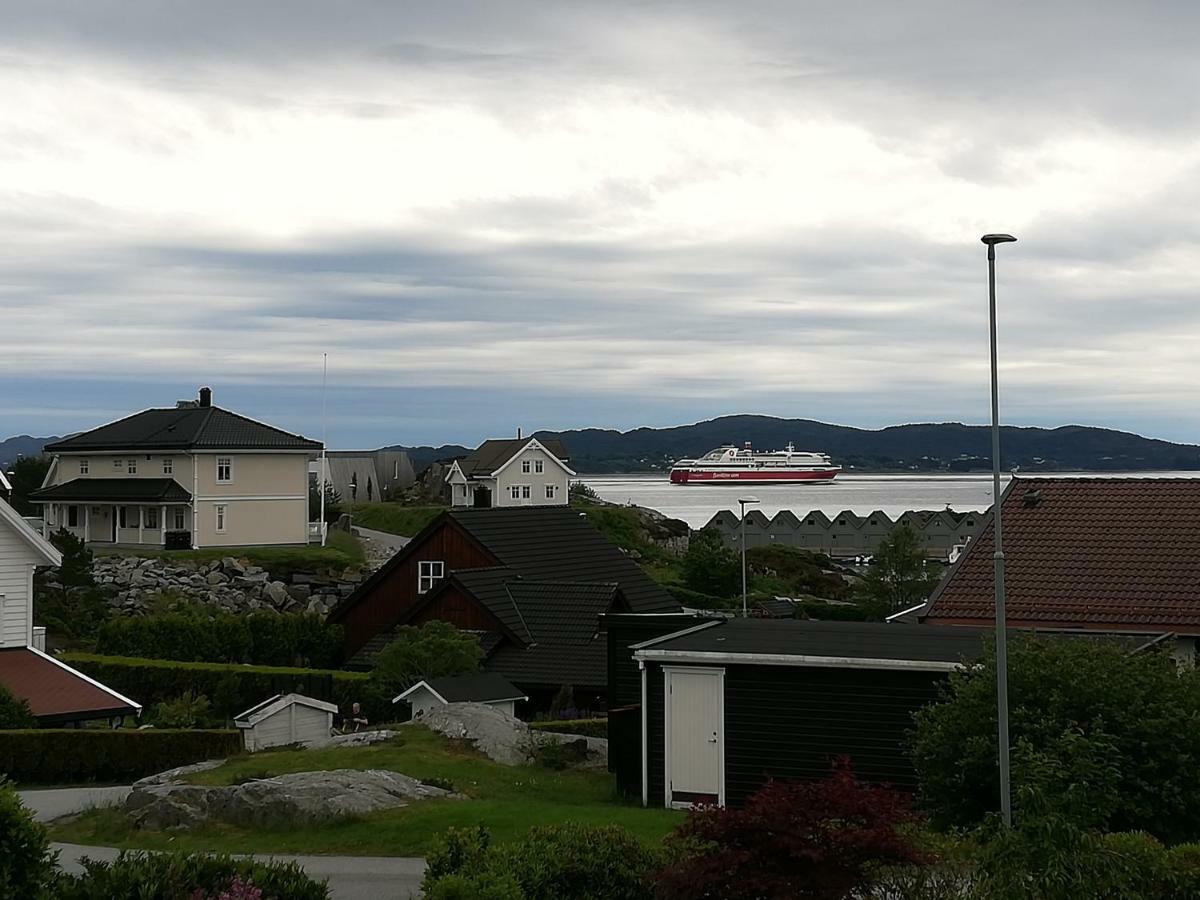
[982, 232, 1016, 827]
[738, 496, 759, 617]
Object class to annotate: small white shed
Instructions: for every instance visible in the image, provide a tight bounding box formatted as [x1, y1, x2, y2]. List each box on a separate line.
[234, 693, 338, 751]
[395, 673, 527, 719]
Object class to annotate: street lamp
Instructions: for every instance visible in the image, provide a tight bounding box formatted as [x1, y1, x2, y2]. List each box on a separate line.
[982, 232, 1016, 827]
[738, 496, 759, 617]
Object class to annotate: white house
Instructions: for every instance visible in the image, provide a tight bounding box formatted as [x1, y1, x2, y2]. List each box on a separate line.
[0, 496, 141, 725]
[446, 438, 573, 509]
[394, 673, 528, 719]
[235, 693, 339, 751]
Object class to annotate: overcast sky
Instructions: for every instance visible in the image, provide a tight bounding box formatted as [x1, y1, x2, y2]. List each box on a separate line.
[3, 2, 1200, 448]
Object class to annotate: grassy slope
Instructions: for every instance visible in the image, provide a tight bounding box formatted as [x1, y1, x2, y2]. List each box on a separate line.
[92, 530, 365, 570]
[573, 501, 685, 586]
[50, 726, 681, 857]
[344, 503, 446, 538]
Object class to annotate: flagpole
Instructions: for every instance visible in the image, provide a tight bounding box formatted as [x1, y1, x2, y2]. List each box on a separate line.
[320, 352, 328, 547]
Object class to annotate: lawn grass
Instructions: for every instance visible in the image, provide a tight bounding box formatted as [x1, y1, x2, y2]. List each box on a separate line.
[345, 503, 446, 538]
[92, 536, 365, 571]
[49, 725, 682, 857]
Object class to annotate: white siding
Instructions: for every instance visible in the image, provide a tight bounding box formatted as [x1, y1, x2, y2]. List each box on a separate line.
[242, 702, 334, 751]
[492, 447, 569, 508]
[0, 525, 34, 648]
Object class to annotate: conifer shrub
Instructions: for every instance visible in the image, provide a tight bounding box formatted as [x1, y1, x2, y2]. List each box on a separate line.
[0, 778, 56, 898]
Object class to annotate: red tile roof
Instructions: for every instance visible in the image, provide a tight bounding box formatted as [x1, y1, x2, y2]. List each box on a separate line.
[921, 477, 1200, 631]
[0, 648, 140, 724]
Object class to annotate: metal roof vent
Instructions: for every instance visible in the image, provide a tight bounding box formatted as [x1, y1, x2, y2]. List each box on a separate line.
[1022, 490, 1043, 508]
[176, 400, 199, 409]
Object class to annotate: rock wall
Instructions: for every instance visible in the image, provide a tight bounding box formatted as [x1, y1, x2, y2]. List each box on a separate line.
[89, 555, 363, 618]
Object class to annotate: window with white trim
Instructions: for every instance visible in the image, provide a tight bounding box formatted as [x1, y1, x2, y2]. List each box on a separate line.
[145, 507, 159, 529]
[113, 459, 123, 469]
[521, 460, 531, 474]
[521, 485, 531, 499]
[127, 459, 137, 474]
[163, 458, 173, 475]
[118, 506, 128, 528]
[545, 484, 557, 500]
[79, 459, 89, 475]
[216, 457, 232, 483]
[173, 509, 186, 530]
[418, 561, 444, 594]
[535, 459, 544, 474]
[510, 485, 521, 500]
[215, 504, 227, 533]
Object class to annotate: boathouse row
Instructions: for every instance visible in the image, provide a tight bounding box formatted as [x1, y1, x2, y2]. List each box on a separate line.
[703, 508, 984, 561]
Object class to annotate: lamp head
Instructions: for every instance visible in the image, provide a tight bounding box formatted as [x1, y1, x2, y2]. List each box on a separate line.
[738, 496, 760, 506]
[981, 234, 1017, 246]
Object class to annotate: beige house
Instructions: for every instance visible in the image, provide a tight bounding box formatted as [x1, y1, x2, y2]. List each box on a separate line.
[445, 437, 573, 509]
[31, 387, 321, 550]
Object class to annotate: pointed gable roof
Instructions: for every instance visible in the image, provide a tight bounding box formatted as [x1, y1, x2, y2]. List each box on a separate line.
[922, 476, 1200, 631]
[457, 438, 570, 477]
[0, 496, 61, 566]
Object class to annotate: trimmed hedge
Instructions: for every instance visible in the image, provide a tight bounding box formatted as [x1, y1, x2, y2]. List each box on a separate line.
[96, 611, 344, 668]
[0, 729, 241, 784]
[530, 718, 608, 740]
[60, 653, 383, 723]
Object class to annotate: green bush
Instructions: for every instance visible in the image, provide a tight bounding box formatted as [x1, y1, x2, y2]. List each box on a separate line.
[422, 823, 658, 900]
[0, 683, 35, 729]
[0, 778, 56, 898]
[96, 610, 344, 668]
[0, 729, 241, 784]
[530, 718, 607, 740]
[911, 635, 1200, 842]
[369, 621, 483, 697]
[663, 584, 736, 610]
[152, 691, 214, 729]
[60, 652, 377, 722]
[55, 850, 328, 900]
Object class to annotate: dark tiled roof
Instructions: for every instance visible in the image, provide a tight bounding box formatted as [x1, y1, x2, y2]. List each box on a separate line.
[0, 648, 140, 724]
[922, 477, 1200, 630]
[30, 478, 192, 503]
[641, 619, 988, 663]
[459, 438, 569, 476]
[452, 568, 531, 643]
[45, 406, 320, 453]
[487, 638, 608, 691]
[448, 507, 679, 615]
[423, 673, 525, 703]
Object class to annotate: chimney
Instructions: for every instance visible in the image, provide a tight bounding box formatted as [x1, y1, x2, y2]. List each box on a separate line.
[198, 386, 212, 408]
[517, 426, 522, 439]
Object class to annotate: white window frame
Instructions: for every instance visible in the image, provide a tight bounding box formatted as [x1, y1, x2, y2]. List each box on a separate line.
[173, 508, 186, 531]
[163, 457, 173, 475]
[79, 459, 89, 475]
[418, 560, 444, 594]
[510, 485, 521, 500]
[521, 485, 531, 500]
[113, 459, 123, 469]
[521, 460, 531, 474]
[215, 504, 227, 533]
[144, 507, 159, 529]
[216, 457, 233, 484]
[535, 459, 544, 474]
[545, 484, 557, 500]
[127, 459, 137, 474]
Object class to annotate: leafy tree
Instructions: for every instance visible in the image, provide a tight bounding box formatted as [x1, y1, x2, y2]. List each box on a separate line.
[47, 528, 94, 588]
[568, 481, 599, 503]
[369, 621, 483, 696]
[682, 528, 741, 598]
[911, 635, 1200, 843]
[860, 523, 940, 612]
[7, 455, 51, 516]
[0, 684, 35, 729]
[653, 761, 923, 900]
[0, 779, 56, 898]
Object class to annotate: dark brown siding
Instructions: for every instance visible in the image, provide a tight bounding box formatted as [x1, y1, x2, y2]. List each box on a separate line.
[338, 522, 498, 653]
[410, 584, 506, 633]
[645, 665, 665, 805]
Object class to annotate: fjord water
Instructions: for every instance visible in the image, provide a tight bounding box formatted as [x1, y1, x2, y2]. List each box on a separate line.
[580, 472, 1200, 529]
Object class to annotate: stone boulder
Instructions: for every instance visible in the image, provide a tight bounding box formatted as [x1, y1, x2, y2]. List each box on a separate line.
[414, 702, 607, 768]
[124, 769, 454, 830]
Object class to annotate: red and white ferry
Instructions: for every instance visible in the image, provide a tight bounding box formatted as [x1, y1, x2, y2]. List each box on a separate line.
[669, 443, 841, 485]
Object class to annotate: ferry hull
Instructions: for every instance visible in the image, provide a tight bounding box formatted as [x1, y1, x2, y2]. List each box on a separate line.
[670, 468, 840, 485]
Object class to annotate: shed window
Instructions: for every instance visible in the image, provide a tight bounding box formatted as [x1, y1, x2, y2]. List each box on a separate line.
[79, 459, 89, 475]
[418, 561, 444, 594]
[216, 458, 233, 483]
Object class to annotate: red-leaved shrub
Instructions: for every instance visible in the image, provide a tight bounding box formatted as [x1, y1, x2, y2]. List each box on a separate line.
[652, 760, 924, 900]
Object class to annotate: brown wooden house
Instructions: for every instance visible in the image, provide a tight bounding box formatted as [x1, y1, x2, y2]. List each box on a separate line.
[328, 506, 680, 708]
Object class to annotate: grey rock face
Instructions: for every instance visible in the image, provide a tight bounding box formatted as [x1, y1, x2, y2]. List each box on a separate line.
[124, 769, 453, 830]
[415, 703, 608, 768]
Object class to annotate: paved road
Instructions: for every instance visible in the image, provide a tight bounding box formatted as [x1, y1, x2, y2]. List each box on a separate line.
[53, 843, 426, 900]
[21, 790, 426, 899]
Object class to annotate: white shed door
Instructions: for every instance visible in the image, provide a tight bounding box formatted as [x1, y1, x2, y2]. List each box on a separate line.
[665, 667, 723, 807]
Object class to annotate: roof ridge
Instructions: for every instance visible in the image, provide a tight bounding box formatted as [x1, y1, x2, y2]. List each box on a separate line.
[503, 583, 536, 645]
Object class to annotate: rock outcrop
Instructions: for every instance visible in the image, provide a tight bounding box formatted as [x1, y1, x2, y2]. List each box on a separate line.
[124, 769, 454, 830]
[416, 702, 607, 768]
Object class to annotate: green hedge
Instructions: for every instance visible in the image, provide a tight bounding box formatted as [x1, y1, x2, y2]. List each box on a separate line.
[0, 729, 241, 784]
[530, 719, 608, 740]
[96, 612, 344, 668]
[60, 653, 383, 723]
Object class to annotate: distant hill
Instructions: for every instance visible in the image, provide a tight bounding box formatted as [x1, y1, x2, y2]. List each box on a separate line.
[520, 416, 1200, 474]
[0, 435, 59, 469]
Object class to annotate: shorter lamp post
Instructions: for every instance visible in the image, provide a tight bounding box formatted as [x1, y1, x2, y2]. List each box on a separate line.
[738, 496, 760, 617]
